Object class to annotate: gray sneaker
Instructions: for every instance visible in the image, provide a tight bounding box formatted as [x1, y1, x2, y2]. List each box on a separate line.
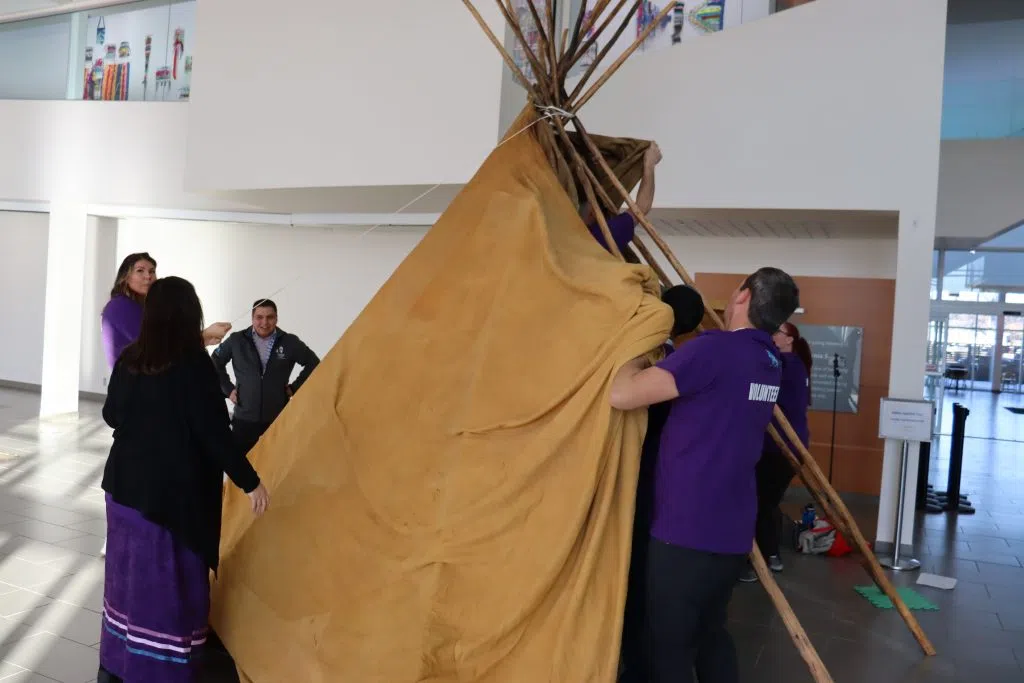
[768, 555, 784, 573]
[738, 567, 758, 583]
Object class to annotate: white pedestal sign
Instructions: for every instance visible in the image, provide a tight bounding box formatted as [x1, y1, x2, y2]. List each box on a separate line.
[879, 398, 934, 442]
[876, 397, 933, 573]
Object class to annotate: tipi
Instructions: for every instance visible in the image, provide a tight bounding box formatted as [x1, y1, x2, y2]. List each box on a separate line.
[210, 3, 934, 681]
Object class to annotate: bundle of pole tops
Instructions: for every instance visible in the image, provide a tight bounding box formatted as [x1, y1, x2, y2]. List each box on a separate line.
[461, 1, 937, 680]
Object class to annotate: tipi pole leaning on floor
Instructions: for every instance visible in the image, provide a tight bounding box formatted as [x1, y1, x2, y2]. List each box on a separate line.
[461, 0, 936, 676]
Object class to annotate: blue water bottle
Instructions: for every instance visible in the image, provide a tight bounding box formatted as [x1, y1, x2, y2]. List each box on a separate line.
[801, 504, 816, 530]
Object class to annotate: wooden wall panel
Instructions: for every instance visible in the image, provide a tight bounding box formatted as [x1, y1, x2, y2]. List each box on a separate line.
[693, 273, 896, 496]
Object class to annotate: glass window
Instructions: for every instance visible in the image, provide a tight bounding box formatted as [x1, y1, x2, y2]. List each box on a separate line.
[78, 0, 196, 102]
[0, 16, 73, 100]
[0, 0, 195, 102]
[941, 251, 1002, 302]
[948, 313, 977, 328]
[1007, 292, 1024, 304]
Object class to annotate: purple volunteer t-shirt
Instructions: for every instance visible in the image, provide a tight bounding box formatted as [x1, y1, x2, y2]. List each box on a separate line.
[587, 212, 636, 255]
[763, 352, 810, 455]
[650, 328, 783, 555]
[100, 295, 143, 369]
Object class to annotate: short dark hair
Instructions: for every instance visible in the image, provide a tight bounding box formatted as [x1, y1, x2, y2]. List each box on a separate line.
[252, 299, 277, 314]
[110, 252, 157, 301]
[121, 276, 204, 375]
[741, 267, 799, 333]
[662, 285, 705, 337]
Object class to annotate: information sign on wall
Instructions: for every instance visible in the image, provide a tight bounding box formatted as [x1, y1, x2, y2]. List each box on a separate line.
[802, 324, 864, 414]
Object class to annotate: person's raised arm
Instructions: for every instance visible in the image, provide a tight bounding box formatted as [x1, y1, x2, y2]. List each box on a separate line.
[632, 142, 662, 217]
[611, 335, 719, 411]
[610, 356, 679, 411]
[203, 322, 232, 347]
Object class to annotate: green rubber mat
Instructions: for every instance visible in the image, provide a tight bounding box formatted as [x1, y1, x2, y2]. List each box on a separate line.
[854, 586, 939, 611]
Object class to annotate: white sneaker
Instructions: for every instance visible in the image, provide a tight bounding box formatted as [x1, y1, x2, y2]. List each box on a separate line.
[768, 555, 784, 572]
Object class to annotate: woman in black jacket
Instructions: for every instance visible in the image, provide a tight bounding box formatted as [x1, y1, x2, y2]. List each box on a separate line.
[97, 276, 270, 683]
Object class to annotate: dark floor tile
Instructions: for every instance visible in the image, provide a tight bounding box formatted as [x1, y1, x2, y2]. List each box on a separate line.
[966, 537, 1013, 552]
[998, 612, 1024, 633]
[955, 551, 1022, 568]
[918, 555, 981, 579]
[974, 561, 1024, 586]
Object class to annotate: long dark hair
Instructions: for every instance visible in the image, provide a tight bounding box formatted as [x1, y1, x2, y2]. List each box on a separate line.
[780, 321, 813, 375]
[121, 277, 205, 375]
[110, 252, 157, 301]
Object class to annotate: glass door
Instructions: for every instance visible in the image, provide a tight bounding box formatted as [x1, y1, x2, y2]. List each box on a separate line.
[1001, 313, 1023, 393]
[945, 313, 998, 391]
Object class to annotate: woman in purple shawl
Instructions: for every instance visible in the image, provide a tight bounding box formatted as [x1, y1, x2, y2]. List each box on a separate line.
[101, 253, 232, 367]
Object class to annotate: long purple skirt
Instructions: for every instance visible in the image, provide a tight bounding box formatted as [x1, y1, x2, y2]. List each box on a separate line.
[100, 496, 210, 683]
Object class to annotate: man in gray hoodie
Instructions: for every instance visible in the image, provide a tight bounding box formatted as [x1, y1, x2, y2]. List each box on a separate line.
[211, 299, 320, 457]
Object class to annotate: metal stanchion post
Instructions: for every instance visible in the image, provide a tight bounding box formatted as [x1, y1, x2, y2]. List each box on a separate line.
[879, 440, 921, 572]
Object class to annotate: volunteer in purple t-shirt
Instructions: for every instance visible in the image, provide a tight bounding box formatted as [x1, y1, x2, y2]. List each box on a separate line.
[582, 141, 661, 256]
[610, 267, 799, 683]
[744, 321, 812, 581]
[619, 285, 706, 683]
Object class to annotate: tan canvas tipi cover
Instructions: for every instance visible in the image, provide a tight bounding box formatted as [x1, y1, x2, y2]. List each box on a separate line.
[210, 109, 671, 682]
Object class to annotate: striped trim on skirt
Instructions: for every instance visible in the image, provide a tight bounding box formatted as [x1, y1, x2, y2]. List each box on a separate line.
[100, 495, 210, 682]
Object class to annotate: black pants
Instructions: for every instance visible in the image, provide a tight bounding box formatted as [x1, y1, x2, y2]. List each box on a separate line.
[646, 540, 746, 683]
[754, 451, 796, 558]
[97, 667, 122, 682]
[620, 492, 654, 682]
[232, 419, 271, 459]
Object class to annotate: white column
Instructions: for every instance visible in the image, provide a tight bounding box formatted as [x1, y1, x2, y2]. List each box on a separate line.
[64, 11, 88, 101]
[992, 312, 1005, 393]
[40, 205, 89, 418]
[875, 211, 937, 549]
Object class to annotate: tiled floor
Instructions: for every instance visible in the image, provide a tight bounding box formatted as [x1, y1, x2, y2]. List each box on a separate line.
[0, 387, 1021, 682]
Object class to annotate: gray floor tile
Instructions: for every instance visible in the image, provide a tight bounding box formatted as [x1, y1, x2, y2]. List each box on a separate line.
[0, 589, 52, 619]
[0, 664, 44, 681]
[62, 520, 103, 539]
[0, 632, 98, 683]
[8, 601, 102, 648]
[0, 522, 87, 546]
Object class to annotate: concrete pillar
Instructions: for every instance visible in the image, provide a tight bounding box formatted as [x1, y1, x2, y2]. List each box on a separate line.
[40, 204, 88, 418]
[875, 211, 937, 550]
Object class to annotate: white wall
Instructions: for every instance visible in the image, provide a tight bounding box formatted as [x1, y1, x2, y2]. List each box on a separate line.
[0, 15, 71, 99]
[0, 206, 895, 389]
[185, 0, 508, 191]
[936, 138, 1024, 240]
[80, 218, 427, 393]
[79, 215, 118, 394]
[576, 0, 947, 212]
[0, 101, 249, 209]
[662, 235, 897, 279]
[0, 212, 48, 385]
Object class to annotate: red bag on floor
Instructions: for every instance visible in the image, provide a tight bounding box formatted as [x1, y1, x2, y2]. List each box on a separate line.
[826, 528, 854, 557]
